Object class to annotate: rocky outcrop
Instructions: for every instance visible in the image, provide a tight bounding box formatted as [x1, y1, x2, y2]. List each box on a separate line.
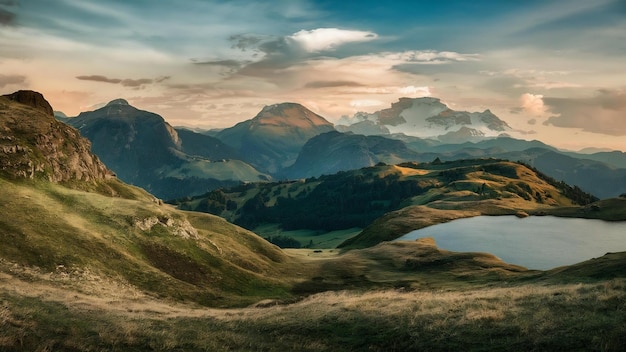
[0, 92, 115, 182]
[2, 90, 54, 117]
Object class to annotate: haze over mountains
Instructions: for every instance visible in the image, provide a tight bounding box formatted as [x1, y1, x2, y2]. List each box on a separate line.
[53, 94, 626, 200]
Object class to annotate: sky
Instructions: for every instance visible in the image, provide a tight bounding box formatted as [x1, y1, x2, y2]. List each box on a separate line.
[1, 0, 625, 151]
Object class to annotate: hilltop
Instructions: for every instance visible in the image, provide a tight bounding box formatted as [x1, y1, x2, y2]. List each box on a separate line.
[0, 91, 119, 192]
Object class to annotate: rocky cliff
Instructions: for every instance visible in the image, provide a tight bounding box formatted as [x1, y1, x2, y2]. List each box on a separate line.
[0, 91, 114, 183]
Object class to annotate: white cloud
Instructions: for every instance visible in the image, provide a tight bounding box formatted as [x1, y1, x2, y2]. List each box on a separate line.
[380, 50, 479, 64]
[288, 28, 377, 52]
[350, 99, 385, 107]
[398, 85, 431, 97]
[520, 93, 548, 116]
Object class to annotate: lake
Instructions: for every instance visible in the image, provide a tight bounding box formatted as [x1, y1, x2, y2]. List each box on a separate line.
[394, 216, 626, 270]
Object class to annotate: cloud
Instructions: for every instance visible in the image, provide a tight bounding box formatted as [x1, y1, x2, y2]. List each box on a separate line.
[76, 75, 170, 88]
[0, 74, 26, 87]
[398, 85, 431, 96]
[387, 50, 479, 64]
[191, 59, 249, 68]
[519, 93, 548, 116]
[0, 0, 16, 26]
[304, 80, 365, 89]
[350, 99, 384, 108]
[288, 28, 377, 52]
[76, 75, 122, 84]
[544, 89, 626, 136]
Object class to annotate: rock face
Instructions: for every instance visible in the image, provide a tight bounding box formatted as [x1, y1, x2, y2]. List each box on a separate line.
[2, 90, 54, 117]
[0, 92, 114, 182]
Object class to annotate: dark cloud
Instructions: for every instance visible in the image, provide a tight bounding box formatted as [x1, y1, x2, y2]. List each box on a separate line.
[304, 80, 365, 89]
[545, 89, 626, 136]
[76, 75, 122, 84]
[229, 34, 268, 51]
[76, 75, 170, 88]
[0, 0, 17, 26]
[191, 59, 248, 68]
[0, 74, 26, 87]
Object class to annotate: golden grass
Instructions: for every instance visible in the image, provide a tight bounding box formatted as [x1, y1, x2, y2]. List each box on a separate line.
[1, 271, 624, 351]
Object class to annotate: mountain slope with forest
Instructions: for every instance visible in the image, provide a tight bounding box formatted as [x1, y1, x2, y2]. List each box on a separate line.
[176, 158, 598, 247]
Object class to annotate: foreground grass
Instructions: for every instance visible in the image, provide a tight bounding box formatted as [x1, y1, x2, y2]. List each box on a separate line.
[1, 278, 624, 351]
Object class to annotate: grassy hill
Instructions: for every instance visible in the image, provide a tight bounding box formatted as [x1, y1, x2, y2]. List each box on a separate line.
[0, 178, 298, 307]
[2, 227, 625, 350]
[176, 158, 598, 249]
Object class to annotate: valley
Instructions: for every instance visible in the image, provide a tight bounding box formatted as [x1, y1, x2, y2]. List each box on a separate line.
[1, 91, 625, 350]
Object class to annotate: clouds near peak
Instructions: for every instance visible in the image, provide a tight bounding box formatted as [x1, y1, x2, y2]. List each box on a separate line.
[519, 93, 548, 116]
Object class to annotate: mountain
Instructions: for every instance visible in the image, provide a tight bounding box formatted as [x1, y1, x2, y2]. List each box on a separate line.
[281, 131, 420, 179]
[345, 97, 511, 142]
[495, 148, 626, 199]
[563, 150, 626, 169]
[62, 99, 268, 199]
[1, 91, 115, 186]
[175, 127, 242, 160]
[216, 103, 335, 174]
[335, 119, 390, 135]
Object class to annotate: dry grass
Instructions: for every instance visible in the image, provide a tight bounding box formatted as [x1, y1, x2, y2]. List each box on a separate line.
[1, 272, 624, 351]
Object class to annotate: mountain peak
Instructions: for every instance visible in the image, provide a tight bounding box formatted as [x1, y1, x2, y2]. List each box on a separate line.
[106, 98, 130, 106]
[2, 90, 54, 117]
[253, 102, 332, 128]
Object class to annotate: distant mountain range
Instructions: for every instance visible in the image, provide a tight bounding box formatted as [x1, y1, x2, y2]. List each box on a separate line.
[51, 94, 626, 200]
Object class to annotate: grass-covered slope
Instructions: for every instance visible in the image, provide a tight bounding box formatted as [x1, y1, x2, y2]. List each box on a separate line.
[2, 239, 625, 351]
[0, 178, 294, 307]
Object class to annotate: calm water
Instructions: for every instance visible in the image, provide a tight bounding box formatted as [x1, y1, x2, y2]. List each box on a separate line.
[394, 216, 626, 270]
